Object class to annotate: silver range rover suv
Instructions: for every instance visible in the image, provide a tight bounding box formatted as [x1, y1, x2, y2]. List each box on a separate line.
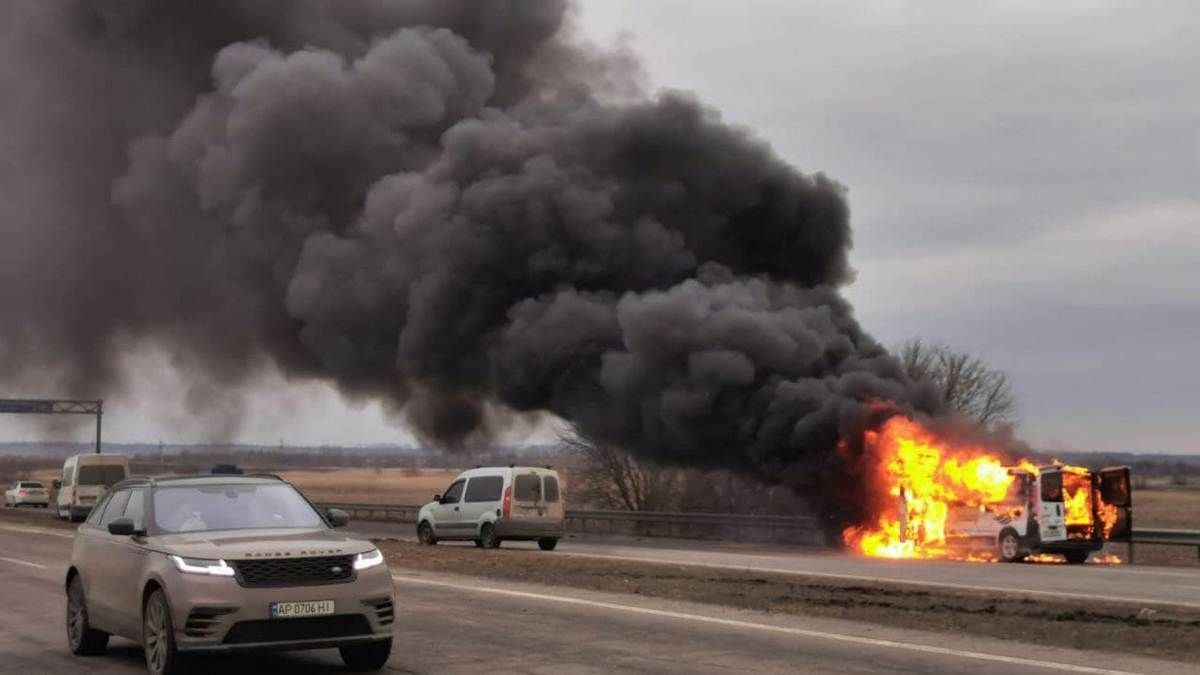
[64, 474, 394, 674]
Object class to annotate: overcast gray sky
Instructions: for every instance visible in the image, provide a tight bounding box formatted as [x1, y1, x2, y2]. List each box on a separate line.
[3, 1, 1196, 454]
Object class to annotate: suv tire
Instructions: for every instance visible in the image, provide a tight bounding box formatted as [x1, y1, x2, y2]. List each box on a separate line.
[66, 576, 109, 656]
[479, 523, 501, 549]
[417, 521, 437, 545]
[143, 589, 181, 675]
[340, 638, 393, 671]
[538, 538, 559, 551]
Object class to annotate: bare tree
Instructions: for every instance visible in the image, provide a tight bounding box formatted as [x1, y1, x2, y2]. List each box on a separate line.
[560, 431, 679, 511]
[896, 338, 1017, 427]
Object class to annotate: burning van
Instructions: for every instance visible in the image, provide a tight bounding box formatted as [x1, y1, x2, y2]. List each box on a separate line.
[843, 417, 1134, 564]
[943, 464, 1133, 563]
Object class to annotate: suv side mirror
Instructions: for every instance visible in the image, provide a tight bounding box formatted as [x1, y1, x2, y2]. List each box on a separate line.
[108, 518, 139, 536]
[53, 480, 62, 490]
[326, 508, 350, 528]
[432, 494, 441, 504]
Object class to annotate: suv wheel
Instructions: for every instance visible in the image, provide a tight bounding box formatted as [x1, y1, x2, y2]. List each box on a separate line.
[66, 576, 109, 655]
[538, 538, 559, 551]
[143, 589, 180, 675]
[479, 523, 501, 549]
[340, 638, 393, 671]
[417, 521, 437, 545]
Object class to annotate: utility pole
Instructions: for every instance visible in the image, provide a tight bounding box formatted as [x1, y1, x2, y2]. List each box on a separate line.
[95, 400, 103, 454]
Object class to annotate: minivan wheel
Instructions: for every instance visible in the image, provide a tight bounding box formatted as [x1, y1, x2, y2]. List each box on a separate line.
[340, 638, 393, 671]
[538, 538, 559, 551]
[143, 589, 180, 675]
[479, 523, 500, 549]
[66, 576, 109, 655]
[417, 521, 437, 545]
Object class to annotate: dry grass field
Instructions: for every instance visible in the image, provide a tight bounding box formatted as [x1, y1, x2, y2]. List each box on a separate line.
[24, 466, 463, 506]
[4, 465, 1197, 566]
[277, 467, 460, 505]
[1129, 489, 1200, 529]
[17, 464, 1196, 566]
[21, 464, 1197, 527]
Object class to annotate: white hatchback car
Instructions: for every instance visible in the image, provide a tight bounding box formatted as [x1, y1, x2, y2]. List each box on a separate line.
[4, 480, 50, 508]
[417, 467, 565, 550]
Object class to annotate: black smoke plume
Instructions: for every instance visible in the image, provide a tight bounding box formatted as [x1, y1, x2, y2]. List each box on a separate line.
[0, 1, 942, 528]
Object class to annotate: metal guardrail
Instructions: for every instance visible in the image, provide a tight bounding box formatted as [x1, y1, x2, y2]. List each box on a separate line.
[318, 502, 1197, 558]
[566, 509, 816, 528]
[1127, 528, 1200, 563]
[319, 503, 815, 528]
[320, 503, 421, 523]
[317, 502, 824, 545]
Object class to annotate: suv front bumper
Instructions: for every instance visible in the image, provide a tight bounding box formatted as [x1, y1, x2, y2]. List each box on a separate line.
[166, 562, 395, 653]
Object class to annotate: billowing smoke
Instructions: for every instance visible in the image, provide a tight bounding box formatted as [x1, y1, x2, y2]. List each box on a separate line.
[0, 1, 942, 527]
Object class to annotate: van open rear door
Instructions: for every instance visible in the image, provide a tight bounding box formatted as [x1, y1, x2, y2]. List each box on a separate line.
[1037, 467, 1067, 543]
[1096, 466, 1133, 541]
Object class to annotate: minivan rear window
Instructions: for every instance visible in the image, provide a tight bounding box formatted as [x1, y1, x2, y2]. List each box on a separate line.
[514, 474, 541, 501]
[465, 476, 503, 503]
[20, 482, 44, 489]
[543, 476, 559, 503]
[78, 465, 127, 487]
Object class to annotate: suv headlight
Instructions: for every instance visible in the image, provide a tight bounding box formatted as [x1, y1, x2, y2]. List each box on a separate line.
[353, 548, 384, 571]
[171, 555, 236, 577]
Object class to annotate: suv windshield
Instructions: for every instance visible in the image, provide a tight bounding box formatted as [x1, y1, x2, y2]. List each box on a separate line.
[78, 465, 126, 487]
[153, 483, 325, 533]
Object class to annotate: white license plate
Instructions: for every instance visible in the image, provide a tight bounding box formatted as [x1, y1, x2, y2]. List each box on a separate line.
[270, 600, 334, 619]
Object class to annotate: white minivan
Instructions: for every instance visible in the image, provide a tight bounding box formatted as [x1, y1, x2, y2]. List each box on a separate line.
[417, 466, 565, 550]
[54, 453, 130, 521]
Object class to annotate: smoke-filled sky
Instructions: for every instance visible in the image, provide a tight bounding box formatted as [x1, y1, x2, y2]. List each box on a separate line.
[1, 1, 1196, 456]
[581, 1, 1198, 456]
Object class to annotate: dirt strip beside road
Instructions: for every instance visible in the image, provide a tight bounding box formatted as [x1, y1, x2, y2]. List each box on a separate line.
[377, 539, 1200, 664]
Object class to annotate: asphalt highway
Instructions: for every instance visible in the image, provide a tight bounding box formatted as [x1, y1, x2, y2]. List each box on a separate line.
[0, 523, 1193, 674]
[343, 519, 1200, 611]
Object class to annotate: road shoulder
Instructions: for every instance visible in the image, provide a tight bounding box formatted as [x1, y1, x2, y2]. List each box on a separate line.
[379, 539, 1200, 665]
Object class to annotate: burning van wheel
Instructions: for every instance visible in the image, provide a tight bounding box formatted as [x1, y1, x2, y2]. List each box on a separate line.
[1064, 550, 1089, 565]
[997, 529, 1023, 563]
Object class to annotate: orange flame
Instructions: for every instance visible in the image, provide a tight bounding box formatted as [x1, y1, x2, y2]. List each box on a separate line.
[843, 417, 1126, 563]
[842, 417, 1020, 560]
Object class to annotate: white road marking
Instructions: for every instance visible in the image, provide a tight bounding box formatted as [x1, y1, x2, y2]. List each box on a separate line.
[0, 556, 47, 569]
[392, 574, 1141, 674]
[0, 523, 74, 539]
[553, 550, 1200, 610]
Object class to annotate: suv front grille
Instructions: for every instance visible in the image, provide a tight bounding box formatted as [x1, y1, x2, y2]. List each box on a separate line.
[222, 615, 371, 645]
[232, 555, 355, 587]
